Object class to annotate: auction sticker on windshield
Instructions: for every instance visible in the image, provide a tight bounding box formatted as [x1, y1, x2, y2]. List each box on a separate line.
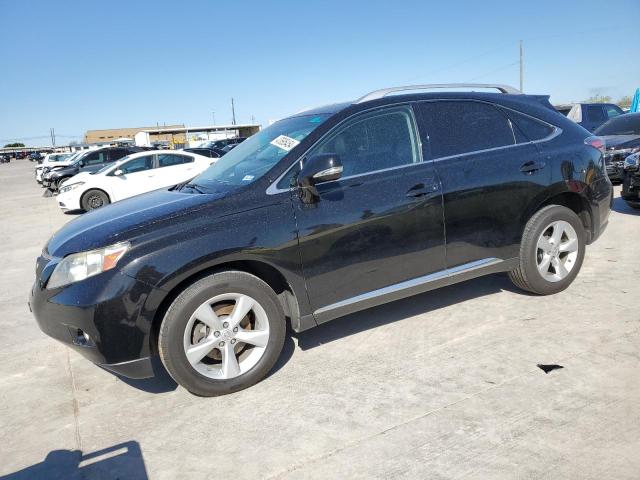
[270, 135, 300, 152]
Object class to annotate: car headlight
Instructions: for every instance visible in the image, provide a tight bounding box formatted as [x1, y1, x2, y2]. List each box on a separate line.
[624, 153, 640, 170]
[47, 242, 130, 289]
[59, 181, 84, 193]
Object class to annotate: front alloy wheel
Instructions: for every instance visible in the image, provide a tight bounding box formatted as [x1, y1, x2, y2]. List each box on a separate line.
[183, 293, 270, 380]
[159, 271, 286, 396]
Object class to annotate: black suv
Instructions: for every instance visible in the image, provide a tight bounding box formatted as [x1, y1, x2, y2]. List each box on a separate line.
[30, 84, 612, 396]
[43, 146, 142, 190]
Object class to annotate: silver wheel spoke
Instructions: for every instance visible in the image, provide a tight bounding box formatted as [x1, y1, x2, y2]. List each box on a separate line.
[185, 337, 217, 366]
[221, 342, 241, 378]
[194, 303, 223, 330]
[537, 236, 552, 251]
[551, 222, 564, 245]
[229, 295, 254, 328]
[551, 257, 569, 278]
[559, 237, 578, 253]
[235, 328, 269, 347]
[538, 254, 552, 273]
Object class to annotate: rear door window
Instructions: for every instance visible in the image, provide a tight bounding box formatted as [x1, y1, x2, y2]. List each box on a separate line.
[158, 154, 194, 167]
[417, 101, 515, 159]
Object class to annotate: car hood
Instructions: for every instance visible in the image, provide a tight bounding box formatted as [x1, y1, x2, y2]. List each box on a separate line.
[46, 188, 226, 257]
[601, 134, 640, 150]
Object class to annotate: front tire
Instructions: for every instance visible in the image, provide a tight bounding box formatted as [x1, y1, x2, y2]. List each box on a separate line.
[509, 205, 586, 295]
[158, 271, 286, 396]
[81, 189, 110, 211]
[625, 201, 640, 210]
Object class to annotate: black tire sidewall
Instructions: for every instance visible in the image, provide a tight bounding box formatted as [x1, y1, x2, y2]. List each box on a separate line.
[520, 206, 586, 294]
[81, 189, 109, 211]
[159, 271, 286, 396]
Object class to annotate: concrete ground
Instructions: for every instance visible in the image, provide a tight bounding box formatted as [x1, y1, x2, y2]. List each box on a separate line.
[0, 159, 638, 480]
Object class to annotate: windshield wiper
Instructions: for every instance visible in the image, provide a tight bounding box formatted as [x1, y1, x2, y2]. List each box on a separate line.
[182, 183, 207, 194]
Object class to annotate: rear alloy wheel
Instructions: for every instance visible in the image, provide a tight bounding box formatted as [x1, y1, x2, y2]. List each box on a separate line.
[509, 205, 585, 295]
[159, 271, 286, 396]
[81, 189, 110, 211]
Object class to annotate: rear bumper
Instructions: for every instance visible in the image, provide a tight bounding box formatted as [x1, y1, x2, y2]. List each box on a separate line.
[587, 177, 612, 244]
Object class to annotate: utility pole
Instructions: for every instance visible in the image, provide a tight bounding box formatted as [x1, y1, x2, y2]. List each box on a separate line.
[50, 128, 56, 147]
[231, 98, 236, 125]
[212, 111, 216, 125]
[519, 40, 524, 93]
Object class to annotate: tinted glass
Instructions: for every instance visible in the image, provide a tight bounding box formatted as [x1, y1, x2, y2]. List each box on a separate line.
[310, 106, 420, 177]
[594, 114, 640, 136]
[192, 113, 330, 191]
[83, 150, 108, 165]
[119, 155, 154, 174]
[504, 109, 555, 142]
[585, 105, 606, 122]
[418, 101, 515, 158]
[109, 149, 129, 161]
[158, 154, 193, 167]
[605, 105, 622, 119]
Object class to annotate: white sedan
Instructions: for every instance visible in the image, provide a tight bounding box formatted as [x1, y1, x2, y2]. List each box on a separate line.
[56, 150, 214, 211]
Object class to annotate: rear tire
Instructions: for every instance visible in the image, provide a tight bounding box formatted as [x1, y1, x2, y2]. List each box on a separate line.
[81, 189, 110, 211]
[158, 271, 286, 396]
[509, 205, 586, 295]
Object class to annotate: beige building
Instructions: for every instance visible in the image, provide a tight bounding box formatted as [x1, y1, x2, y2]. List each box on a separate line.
[84, 125, 185, 144]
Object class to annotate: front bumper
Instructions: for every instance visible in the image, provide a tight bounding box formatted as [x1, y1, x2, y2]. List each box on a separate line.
[56, 190, 81, 210]
[29, 259, 161, 379]
[605, 162, 624, 182]
[621, 171, 640, 202]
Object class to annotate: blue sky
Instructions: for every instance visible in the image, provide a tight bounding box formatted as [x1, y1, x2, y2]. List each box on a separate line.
[1, 0, 638, 146]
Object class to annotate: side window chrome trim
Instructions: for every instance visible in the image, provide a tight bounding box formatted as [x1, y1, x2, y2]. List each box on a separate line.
[266, 102, 423, 196]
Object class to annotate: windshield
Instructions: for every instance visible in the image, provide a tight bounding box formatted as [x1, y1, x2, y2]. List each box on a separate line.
[595, 114, 640, 136]
[189, 114, 330, 192]
[93, 156, 130, 175]
[49, 153, 73, 163]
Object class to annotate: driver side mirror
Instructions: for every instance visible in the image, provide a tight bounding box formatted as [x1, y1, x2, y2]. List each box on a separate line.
[114, 169, 124, 176]
[78, 160, 85, 168]
[297, 153, 343, 203]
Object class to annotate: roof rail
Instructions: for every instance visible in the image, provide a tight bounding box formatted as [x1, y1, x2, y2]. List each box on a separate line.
[356, 83, 522, 103]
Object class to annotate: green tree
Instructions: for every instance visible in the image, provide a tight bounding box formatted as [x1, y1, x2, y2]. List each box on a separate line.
[617, 96, 632, 109]
[3, 142, 25, 148]
[584, 95, 612, 103]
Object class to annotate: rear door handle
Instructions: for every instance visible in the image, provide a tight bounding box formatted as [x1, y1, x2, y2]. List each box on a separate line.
[406, 182, 439, 198]
[520, 160, 546, 174]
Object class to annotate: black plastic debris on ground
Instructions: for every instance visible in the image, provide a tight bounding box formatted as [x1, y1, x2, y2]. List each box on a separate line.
[537, 364, 564, 374]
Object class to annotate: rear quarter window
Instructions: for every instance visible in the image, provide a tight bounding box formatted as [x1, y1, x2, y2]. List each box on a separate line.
[503, 109, 555, 142]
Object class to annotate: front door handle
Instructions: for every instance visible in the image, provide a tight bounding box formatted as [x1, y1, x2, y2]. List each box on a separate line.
[520, 160, 546, 174]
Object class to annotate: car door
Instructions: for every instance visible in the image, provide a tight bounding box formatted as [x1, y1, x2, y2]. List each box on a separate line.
[415, 100, 550, 267]
[109, 154, 157, 201]
[155, 153, 200, 186]
[291, 104, 446, 320]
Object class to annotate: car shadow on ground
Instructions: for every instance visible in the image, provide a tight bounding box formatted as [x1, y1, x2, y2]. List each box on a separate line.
[611, 195, 640, 215]
[0, 441, 147, 480]
[294, 273, 515, 351]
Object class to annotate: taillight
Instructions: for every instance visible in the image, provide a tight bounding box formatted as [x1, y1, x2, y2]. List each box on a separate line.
[585, 136, 605, 155]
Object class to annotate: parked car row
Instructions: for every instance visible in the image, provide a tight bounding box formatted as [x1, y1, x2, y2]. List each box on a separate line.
[35, 144, 234, 212]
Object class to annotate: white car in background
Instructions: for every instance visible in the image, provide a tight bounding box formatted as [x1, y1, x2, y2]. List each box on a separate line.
[35, 152, 77, 183]
[56, 150, 214, 211]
